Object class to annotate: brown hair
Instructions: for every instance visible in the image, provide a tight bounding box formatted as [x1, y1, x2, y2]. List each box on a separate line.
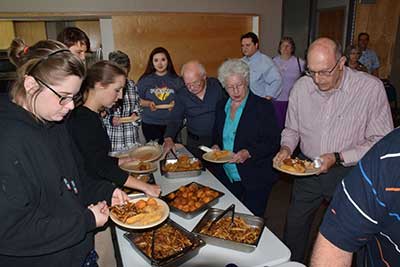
[81, 60, 126, 103]
[278, 36, 296, 55]
[8, 38, 85, 114]
[139, 47, 177, 81]
[57, 27, 91, 52]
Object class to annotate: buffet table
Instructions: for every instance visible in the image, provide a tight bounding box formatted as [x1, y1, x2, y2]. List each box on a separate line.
[114, 166, 291, 266]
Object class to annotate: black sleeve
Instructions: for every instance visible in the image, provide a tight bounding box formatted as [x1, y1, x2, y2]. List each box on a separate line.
[246, 99, 280, 160]
[0, 145, 96, 256]
[67, 109, 128, 186]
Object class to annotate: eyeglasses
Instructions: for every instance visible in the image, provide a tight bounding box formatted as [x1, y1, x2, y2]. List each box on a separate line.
[226, 82, 246, 91]
[34, 77, 81, 105]
[305, 58, 341, 78]
[185, 79, 203, 89]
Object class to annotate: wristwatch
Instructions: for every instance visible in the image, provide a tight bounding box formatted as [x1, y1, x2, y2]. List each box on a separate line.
[334, 152, 343, 165]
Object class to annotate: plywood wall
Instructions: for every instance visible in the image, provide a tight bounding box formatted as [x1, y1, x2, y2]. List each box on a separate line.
[0, 21, 15, 49]
[354, 0, 400, 78]
[112, 14, 253, 81]
[14, 21, 46, 46]
[75, 20, 102, 50]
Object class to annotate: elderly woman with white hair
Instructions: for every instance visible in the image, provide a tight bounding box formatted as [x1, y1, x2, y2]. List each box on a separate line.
[212, 59, 280, 217]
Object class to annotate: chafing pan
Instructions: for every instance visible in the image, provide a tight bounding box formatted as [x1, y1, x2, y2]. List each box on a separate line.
[124, 219, 205, 267]
[191, 208, 264, 253]
[161, 182, 224, 219]
[159, 158, 204, 179]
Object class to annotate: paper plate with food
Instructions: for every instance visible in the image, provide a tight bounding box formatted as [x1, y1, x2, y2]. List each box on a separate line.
[129, 144, 163, 162]
[274, 158, 320, 176]
[120, 161, 157, 174]
[202, 150, 234, 163]
[110, 197, 169, 229]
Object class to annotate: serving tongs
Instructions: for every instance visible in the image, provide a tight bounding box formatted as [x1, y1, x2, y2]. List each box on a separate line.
[207, 204, 235, 230]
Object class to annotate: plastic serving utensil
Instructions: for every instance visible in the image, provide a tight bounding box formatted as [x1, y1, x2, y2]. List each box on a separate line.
[198, 145, 213, 153]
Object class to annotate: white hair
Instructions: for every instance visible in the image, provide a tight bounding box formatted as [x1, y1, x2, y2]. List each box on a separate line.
[180, 60, 206, 77]
[217, 59, 250, 88]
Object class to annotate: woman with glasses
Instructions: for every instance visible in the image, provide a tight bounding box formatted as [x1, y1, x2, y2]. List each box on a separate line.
[0, 38, 128, 267]
[67, 60, 160, 197]
[211, 59, 280, 217]
[137, 47, 183, 144]
[273, 37, 305, 130]
[345, 45, 368, 72]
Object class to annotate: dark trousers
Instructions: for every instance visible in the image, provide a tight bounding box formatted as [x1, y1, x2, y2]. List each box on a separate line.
[142, 122, 166, 145]
[283, 165, 353, 263]
[217, 175, 274, 217]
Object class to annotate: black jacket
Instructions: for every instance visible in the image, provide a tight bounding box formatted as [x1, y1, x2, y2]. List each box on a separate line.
[67, 106, 129, 186]
[0, 96, 115, 267]
[213, 91, 280, 189]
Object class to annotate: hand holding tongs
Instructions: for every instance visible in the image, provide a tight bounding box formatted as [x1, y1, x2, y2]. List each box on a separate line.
[207, 204, 235, 230]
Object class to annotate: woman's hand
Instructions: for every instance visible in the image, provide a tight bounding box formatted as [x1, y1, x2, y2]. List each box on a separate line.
[230, 149, 251, 164]
[273, 146, 291, 165]
[112, 117, 121, 126]
[211, 144, 220, 151]
[149, 102, 157, 112]
[143, 183, 161, 197]
[88, 201, 109, 227]
[111, 188, 129, 206]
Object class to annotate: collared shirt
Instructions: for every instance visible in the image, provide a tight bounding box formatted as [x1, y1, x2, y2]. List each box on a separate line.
[164, 77, 225, 138]
[320, 128, 400, 266]
[102, 80, 141, 152]
[242, 50, 282, 99]
[222, 93, 249, 182]
[359, 48, 380, 74]
[281, 67, 393, 165]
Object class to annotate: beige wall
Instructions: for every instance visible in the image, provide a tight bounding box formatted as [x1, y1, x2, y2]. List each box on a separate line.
[354, 0, 400, 78]
[0, 0, 283, 56]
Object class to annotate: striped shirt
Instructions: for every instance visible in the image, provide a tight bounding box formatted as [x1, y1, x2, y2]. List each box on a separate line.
[320, 128, 400, 266]
[281, 67, 393, 165]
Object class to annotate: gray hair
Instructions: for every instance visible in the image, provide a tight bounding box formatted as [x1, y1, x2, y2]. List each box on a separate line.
[108, 50, 131, 70]
[218, 59, 250, 88]
[180, 60, 206, 77]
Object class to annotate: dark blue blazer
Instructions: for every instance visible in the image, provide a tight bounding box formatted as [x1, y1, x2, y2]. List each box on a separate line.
[212, 91, 280, 189]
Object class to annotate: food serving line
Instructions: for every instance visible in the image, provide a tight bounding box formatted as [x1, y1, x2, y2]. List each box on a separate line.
[113, 145, 291, 267]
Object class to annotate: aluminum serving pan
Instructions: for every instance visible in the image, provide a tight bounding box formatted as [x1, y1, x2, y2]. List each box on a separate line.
[162, 182, 224, 219]
[124, 218, 205, 267]
[159, 158, 204, 179]
[191, 207, 265, 253]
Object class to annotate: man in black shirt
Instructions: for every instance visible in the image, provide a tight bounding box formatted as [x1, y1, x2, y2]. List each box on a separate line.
[163, 60, 225, 157]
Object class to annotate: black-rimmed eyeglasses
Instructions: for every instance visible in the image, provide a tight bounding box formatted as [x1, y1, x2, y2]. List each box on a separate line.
[305, 58, 341, 78]
[34, 77, 81, 105]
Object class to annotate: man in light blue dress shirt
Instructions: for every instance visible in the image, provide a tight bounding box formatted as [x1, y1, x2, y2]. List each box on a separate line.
[241, 32, 282, 99]
[358, 32, 380, 76]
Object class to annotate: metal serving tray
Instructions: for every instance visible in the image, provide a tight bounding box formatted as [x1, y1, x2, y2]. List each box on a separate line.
[161, 182, 224, 219]
[124, 218, 205, 267]
[159, 158, 204, 179]
[191, 207, 265, 253]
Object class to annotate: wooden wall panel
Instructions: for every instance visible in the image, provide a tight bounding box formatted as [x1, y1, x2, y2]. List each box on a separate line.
[112, 14, 253, 81]
[75, 20, 101, 50]
[0, 21, 15, 49]
[14, 21, 46, 46]
[354, 0, 400, 78]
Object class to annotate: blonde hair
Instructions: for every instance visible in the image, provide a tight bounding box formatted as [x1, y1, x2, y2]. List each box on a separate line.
[8, 38, 85, 114]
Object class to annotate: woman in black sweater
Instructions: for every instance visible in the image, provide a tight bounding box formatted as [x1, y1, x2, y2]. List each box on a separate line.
[0, 38, 127, 267]
[67, 60, 160, 196]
